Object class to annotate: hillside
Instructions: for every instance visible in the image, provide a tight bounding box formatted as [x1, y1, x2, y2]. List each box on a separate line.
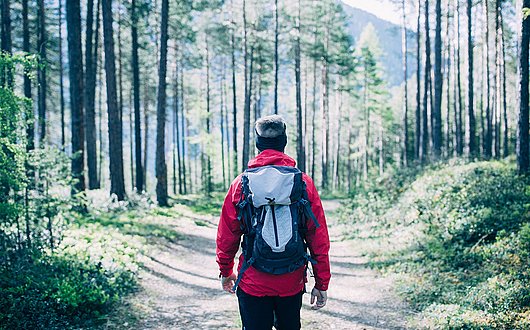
[340, 1, 416, 86]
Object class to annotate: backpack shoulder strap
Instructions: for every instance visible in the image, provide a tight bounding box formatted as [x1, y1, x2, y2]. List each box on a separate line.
[300, 177, 320, 229]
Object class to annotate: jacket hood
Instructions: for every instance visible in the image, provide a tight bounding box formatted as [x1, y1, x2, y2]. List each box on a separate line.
[247, 149, 296, 168]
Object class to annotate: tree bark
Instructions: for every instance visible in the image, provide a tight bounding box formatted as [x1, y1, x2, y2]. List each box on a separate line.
[484, 0, 493, 158]
[59, 0, 66, 150]
[155, 0, 169, 205]
[433, 0, 443, 157]
[517, 0, 530, 173]
[274, 0, 279, 114]
[467, 0, 477, 158]
[231, 26, 238, 178]
[422, 0, 431, 163]
[131, 0, 144, 193]
[23, 0, 33, 152]
[37, 0, 47, 143]
[205, 35, 212, 195]
[102, 0, 126, 200]
[415, 0, 421, 161]
[242, 0, 250, 172]
[295, 0, 305, 172]
[85, 0, 100, 189]
[402, 0, 409, 166]
[66, 0, 86, 196]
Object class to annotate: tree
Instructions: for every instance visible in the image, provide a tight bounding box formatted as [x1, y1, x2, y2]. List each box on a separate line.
[102, 0, 126, 200]
[517, 0, 530, 173]
[1, 0, 12, 86]
[484, 0, 493, 159]
[66, 0, 86, 197]
[23, 0, 33, 152]
[85, 0, 100, 189]
[59, 0, 66, 149]
[295, 0, 305, 172]
[467, 0, 477, 157]
[433, 0, 443, 157]
[401, 0, 409, 166]
[155, 0, 169, 205]
[415, 0, 421, 161]
[274, 0, 279, 114]
[131, 0, 144, 193]
[37, 0, 47, 143]
[422, 0, 431, 163]
[242, 0, 251, 172]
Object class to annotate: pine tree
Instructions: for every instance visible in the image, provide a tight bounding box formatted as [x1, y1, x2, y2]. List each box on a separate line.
[102, 0, 126, 200]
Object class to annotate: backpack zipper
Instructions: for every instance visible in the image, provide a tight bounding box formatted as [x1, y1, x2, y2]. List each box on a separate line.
[271, 205, 280, 247]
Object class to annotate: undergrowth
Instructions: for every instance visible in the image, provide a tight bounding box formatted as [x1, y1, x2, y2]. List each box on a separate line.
[343, 160, 530, 329]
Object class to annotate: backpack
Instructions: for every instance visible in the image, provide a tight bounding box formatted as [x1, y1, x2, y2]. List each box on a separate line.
[232, 165, 319, 291]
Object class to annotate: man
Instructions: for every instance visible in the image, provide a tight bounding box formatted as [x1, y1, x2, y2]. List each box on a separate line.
[216, 115, 331, 330]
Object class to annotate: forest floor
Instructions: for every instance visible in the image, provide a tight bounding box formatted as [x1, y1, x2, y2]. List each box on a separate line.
[104, 199, 415, 330]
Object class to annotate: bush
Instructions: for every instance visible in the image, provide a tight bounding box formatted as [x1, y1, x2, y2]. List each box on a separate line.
[344, 161, 530, 329]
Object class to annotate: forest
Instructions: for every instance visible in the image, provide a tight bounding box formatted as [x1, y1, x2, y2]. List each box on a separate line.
[1, 0, 530, 328]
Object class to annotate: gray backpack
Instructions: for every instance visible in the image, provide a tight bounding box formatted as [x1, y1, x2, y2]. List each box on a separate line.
[232, 165, 319, 290]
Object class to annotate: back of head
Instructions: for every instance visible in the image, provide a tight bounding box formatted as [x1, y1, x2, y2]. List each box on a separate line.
[255, 115, 287, 152]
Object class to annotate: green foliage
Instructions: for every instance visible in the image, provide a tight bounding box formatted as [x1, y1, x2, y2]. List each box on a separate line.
[344, 161, 530, 329]
[0, 224, 141, 329]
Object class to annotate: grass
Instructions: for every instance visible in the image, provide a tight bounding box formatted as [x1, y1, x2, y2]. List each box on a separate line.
[341, 160, 530, 329]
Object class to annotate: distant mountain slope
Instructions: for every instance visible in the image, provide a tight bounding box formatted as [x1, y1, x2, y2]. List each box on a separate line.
[340, 1, 416, 86]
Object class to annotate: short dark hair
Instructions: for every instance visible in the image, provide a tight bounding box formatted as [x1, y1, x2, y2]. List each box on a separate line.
[255, 115, 286, 138]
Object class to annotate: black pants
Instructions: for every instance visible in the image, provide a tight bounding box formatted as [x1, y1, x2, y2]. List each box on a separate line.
[237, 288, 303, 330]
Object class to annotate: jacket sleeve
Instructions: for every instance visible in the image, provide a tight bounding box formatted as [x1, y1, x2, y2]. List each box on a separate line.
[216, 176, 243, 277]
[303, 174, 331, 291]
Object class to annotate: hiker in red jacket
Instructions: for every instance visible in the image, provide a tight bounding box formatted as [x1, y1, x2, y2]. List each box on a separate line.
[216, 115, 331, 330]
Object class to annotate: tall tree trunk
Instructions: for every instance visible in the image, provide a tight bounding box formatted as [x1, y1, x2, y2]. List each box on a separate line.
[517, 0, 530, 173]
[321, 53, 330, 188]
[143, 81, 149, 191]
[155, 0, 169, 205]
[455, 0, 464, 156]
[85, 0, 100, 189]
[484, 0, 493, 158]
[59, 0, 66, 150]
[231, 27, 238, 178]
[242, 0, 250, 172]
[66, 0, 86, 197]
[1, 0, 12, 86]
[295, 0, 305, 172]
[422, 0, 431, 163]
[363, 58, 369, 180]
[220, 68, 227, 189]
[37, 0, 47, 143]
[102, 0, 126, 200]
[131, 0, 143, 193]
[274, 0, 279, 114]
[117, 6, 124, 130]
[23, 0, 34, 152]
[205, 35, 212, 195]
[1, 0, 11, 54]
[415, 0, 421, 161]
[172, 68, 178, 195]
[433, 0, 443, 157]
[445, 0, 452, 155]
[311, 56, 317, 180]
[402, 0, 409, 166]
[494, 0, 502, 158]
[180, 63, 188, 194]
[500, 3, 508, 157]
[467, 0, 477, 158]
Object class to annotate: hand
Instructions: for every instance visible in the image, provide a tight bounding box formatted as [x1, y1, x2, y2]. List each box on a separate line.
[221, 273, 237, 294]
[310, 287, 327, 310]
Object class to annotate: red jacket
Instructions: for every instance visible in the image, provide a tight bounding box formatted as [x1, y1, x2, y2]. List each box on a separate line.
[216, 149, 331, 297]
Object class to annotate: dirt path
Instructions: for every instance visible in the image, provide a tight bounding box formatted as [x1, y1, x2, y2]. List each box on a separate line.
[126, 200, 413, 329]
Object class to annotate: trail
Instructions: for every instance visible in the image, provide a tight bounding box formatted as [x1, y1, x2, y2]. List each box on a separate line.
[119, 199, 413, 329]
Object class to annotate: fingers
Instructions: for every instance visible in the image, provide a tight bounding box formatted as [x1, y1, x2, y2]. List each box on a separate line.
[221, 277, 236, 294]
[310, 289, 327, 310]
